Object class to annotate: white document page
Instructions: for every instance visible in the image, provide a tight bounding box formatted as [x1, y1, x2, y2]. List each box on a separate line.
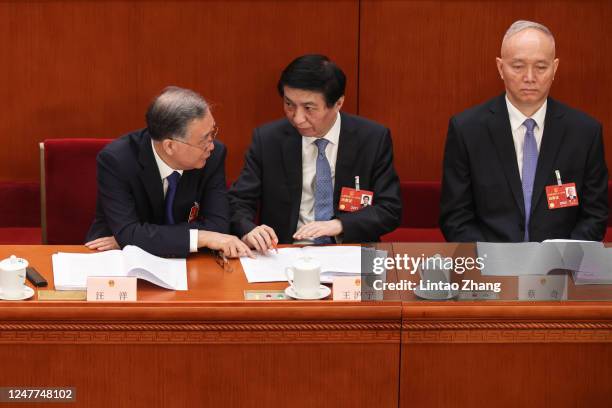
[477, 242, 565, 276]
[240, 246, 362, 283]
[52, 250, 124, 290]
[122, 245, 188, 290]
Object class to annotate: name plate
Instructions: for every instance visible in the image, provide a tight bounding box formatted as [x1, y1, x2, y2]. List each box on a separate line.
[86, 277, 137, 301]
[518, 275, 567, 300]
[333, 276, 362, 301]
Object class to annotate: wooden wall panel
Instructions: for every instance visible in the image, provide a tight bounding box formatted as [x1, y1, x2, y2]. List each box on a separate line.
[3, 1, 611, 185]
[359, 0, 612, 181]
[0, 0, 359, 182]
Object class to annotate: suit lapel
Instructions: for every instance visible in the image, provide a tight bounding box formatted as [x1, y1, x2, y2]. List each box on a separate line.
[334, 113, 359, 207]
[137, 133, 165, 223]
[487, 95, 525, 216]
[531, 98, 566, 211]
[281, 124, 303, 233]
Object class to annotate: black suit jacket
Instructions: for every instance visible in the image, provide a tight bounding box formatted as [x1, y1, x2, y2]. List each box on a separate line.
[228, 112, 402, 243]
[86, 129, 229, 257]
[440, 94, 608, 242]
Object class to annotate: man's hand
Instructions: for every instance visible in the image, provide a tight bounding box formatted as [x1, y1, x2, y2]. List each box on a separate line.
[293, 219, 342, 241]
[241, 224, 279, 253]
[85, 236, 120, 251]
[198, 231, 254, 258]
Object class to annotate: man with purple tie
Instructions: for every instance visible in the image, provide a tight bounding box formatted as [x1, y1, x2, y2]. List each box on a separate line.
[440, 20, 608, 242]
[86, 87, 252, 258]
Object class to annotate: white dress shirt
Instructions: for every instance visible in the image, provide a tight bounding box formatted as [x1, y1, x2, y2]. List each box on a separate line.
[295, 112, 341, 243]
[505, 95, 547, 180]
[151, 141, 198, 252]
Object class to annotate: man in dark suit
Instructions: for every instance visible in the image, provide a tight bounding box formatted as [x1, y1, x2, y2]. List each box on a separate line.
[440, 20, 608, 242]
[229, 55, 402, 251]
[86, 86, 252, 258]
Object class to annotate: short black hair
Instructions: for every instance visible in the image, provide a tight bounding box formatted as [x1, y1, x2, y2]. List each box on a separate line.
[277, 54, 346, 107]
[145, 86, 208, 141]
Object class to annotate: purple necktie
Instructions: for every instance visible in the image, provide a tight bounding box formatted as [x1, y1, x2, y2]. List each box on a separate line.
[165, 171, 181, 225]
[521, 118, 538, 241]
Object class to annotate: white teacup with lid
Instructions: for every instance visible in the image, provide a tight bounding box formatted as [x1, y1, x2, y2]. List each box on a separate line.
[285, 256, 321, 298]
[0, 255, 28, 300]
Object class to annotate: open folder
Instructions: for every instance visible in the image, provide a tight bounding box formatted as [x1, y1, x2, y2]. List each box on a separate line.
[52, 245, 188, 290]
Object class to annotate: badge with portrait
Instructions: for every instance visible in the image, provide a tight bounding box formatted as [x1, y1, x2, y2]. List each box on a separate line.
[545, 182, 579, 209]
[339, 187, 374, 212]
[188, 202, 200, 222]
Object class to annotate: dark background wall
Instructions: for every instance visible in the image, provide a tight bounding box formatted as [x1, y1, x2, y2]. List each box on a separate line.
[1, 0, 609, 183]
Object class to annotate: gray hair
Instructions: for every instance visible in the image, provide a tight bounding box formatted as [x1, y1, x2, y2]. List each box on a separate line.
[145, 86, 209, 141]
[502, 20, 555, 48]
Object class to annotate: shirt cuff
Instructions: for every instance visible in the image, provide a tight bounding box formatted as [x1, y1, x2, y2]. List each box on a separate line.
[189, 229, 198, 253]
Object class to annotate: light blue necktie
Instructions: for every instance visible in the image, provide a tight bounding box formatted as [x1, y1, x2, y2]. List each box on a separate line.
[521, 118, 538, 241]
[313, 138, 334, 244]
[165, 171, 181, 225]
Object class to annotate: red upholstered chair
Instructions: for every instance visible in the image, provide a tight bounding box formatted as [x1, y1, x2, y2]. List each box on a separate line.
[381, 181, 445, 242]
[0, 181, 42, 244]
[40, 139, 113, 244]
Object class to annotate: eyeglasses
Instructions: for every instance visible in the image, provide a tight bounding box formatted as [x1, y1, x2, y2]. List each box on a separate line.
[214, 250, 234, 273]
[171, 125, 219, 151]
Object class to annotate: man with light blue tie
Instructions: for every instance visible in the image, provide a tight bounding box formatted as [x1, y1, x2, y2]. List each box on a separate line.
[229, 55, 402, 252]
[440, 20, 608, 242]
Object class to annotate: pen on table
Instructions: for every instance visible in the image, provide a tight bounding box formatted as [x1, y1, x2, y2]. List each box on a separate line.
[355, 176, 360, 191]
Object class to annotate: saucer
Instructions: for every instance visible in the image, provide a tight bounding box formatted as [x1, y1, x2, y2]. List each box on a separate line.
[0, 285, 35, 301]
[285, 285, 331, 300]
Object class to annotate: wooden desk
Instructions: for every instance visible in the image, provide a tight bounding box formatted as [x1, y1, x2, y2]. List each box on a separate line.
[0, 245, 401, 408]
[393, 243, 612, 408]
[1, 244, 612, 408]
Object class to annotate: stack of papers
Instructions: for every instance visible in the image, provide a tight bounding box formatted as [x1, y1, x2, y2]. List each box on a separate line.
[240, 246, 365, 283]
[477, 241, 612, 284]
[52, 245, 187, 290]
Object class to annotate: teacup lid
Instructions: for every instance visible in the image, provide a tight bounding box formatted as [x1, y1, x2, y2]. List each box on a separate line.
[0, 255, 28, 272]
[293, 256, 321, 270]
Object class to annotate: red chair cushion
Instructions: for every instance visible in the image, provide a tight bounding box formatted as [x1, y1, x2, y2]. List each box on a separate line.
[44, 138, 113, 244]
[399, 181, 440, 228]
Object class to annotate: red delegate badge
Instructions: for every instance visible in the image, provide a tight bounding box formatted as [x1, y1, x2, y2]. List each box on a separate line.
[339, 187, 374, 212]
[545, 183, 578, 209]
[188, 202, 200, 222]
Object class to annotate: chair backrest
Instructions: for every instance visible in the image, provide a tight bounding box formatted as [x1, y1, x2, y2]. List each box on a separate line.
[400, 181, 611, 228]
[400, 181, 441, 228]
[0, 181, 40, 227]
[40, 138, 113, 244]
[609, 181, 612, 226]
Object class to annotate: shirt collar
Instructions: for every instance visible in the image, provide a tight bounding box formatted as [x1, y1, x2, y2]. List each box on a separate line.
[505, 94, 547, 132]
[304, 112, 341, 146]
[150, 139, 183, 180]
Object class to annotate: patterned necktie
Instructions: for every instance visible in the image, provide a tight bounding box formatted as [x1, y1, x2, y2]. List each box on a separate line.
[521, 118, 538, 241]
[165, 171, 181, 225]
[313, 138, 334, 244]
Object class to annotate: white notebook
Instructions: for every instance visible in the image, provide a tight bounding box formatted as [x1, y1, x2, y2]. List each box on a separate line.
[52, 245, 187, 291]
